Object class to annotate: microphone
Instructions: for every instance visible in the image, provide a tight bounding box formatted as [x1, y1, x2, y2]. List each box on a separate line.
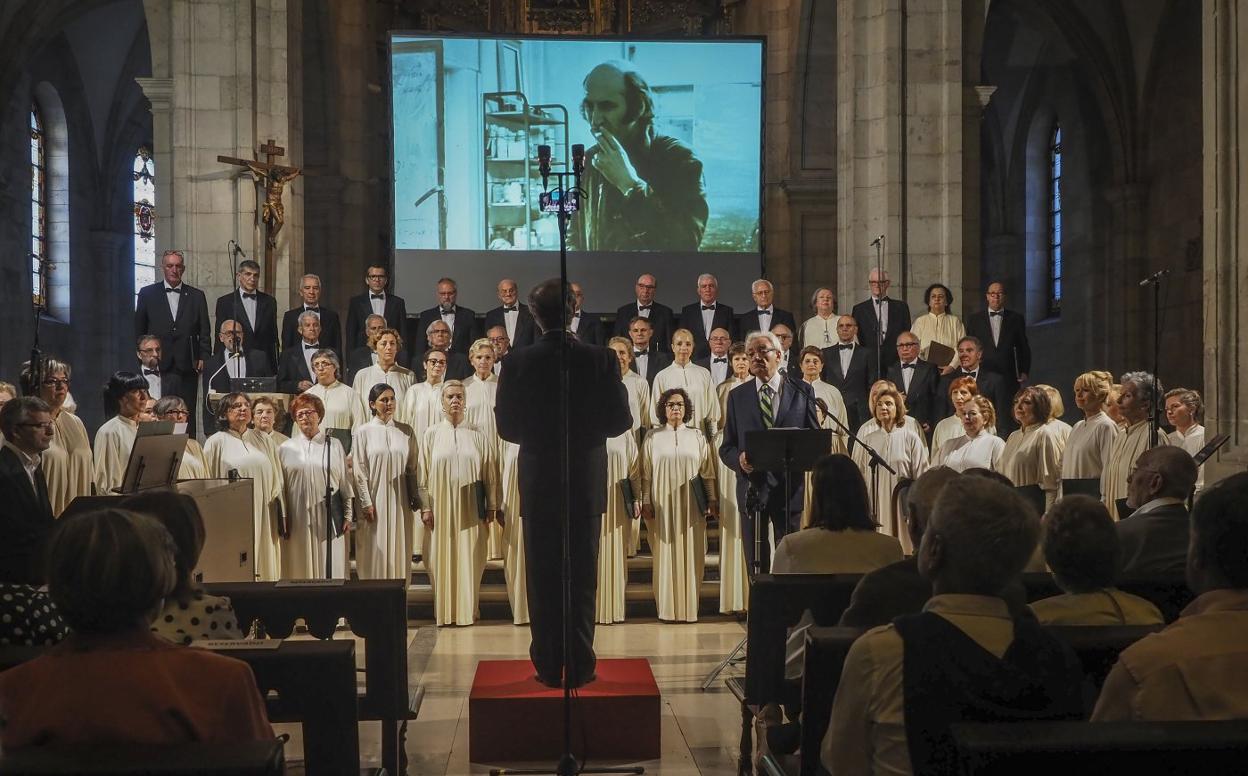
[1137, 268, 1171, 287]
[571, 144, 585, 176]
[537, 145, 551, 189]
[229, 240, 246, 260]
[870, 234, 885, 247]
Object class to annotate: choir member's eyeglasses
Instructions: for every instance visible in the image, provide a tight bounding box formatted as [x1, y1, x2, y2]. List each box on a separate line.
[426, 358, 448, 366]
[664, 402, 685, 408]
[41, 378, 70, 387]
[18, 422, 54, 432]
[294, 409, 319, 420]
[162, 410, 190, 419]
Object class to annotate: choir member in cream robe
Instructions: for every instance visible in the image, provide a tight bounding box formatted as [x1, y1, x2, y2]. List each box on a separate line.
[641, 387, 719, 623]
[1102, 373, 1166, 519]
[1038, 385, 1073, 446]
[417, 381, 502, 626]
[252, 396, 289, 447]
[909, 283, 964, 370]
[399, 350, 447, 440]
[607, 337, 654, 558]
[1061, 371, 1119, 498]
[797, 346, 850, 529]
[929, 375, 982, 454]
[305, 350, 367, 431]
[857, 380, 927, 445]
[26, 359, 91, 515]
[0, 382, 14, 412]
[799, 287, 839, 350]
[92, 372, 149, 495]
[153, 396, 207, 479]
[352, 329, 415, 408]
[203, 392, 285, 580]
[1165, 388, 1206, 495]
[852, 385, 929, 552]
[714, 346, 752, 613]
[933, 396, 1004, 472]
[464, 340, 506, 562]
[279, 393, 354, 579]
[650, 329, 719, 433]
[999, 387, 1065, 510]
[599, 429, 640, 624]
[352, 385, 418, 580]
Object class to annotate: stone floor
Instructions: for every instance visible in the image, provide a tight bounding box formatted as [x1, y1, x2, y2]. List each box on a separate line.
[277, 618, 750, 775]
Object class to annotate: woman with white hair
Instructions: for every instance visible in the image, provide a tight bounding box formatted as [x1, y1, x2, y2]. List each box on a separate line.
[463, 338, 507, 563]
[1102, 371, 1164, 519]
[799, 287, 839, 349]
[649, 328, 718, 432]
[152, 396, 207, 479]
[417, 380, 501, 626]
[304, 349, 367, 431]
[607, 336, 654, 560]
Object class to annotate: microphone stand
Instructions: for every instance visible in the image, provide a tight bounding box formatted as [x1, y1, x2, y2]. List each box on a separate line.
[491, 148, 640, 776]
[324, 426, 334, 579]
[872, 235, 886, 384]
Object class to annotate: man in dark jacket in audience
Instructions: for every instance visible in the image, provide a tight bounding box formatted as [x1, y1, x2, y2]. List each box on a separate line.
[1116, 445, 1198, 577]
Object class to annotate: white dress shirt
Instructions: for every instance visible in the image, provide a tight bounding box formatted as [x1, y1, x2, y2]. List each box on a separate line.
[301, 341, 320, 378]
[700, 302, 716, 337]
[441, 305, 458, 336]
[898, 359, 919, 393]
[756, 306, 773, 324]
[871, 296, 888, 343]
[634, 351, 650, 378]
[227, 351, 248, 379]
[369, 291, 386, 317]
[164, 281, 182, 319]
[502, 306, 519, 342]
[754, 371, 784, 409]
[636, 301, 652, 320]
[708, 354, 729, 385]
[237, 289, 258, 329]
[989, 307, 1003, 345]
[838, 342, 855, 376]
[142, 368, 162, 399]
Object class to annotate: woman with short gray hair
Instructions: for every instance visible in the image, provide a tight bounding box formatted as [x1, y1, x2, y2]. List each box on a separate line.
[1102, 371, 1165, 519]
[304, 347, 367, 430]
[22, 358, 91, 515]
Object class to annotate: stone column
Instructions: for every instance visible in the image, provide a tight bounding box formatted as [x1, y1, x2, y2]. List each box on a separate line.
[1201, 0, 1248, 480]
[140, 0, 301, 315]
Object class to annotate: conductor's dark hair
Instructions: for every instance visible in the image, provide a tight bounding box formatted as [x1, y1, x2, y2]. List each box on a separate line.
[580, 62, 655, 132]
[369, 383, 396, 414]
[809, 454, 877, 531]
[527, 278, 574, 332]
[656, 387, 694, 425]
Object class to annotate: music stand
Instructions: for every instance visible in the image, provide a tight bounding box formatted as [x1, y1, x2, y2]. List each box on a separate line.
[118, 433, 188, 493]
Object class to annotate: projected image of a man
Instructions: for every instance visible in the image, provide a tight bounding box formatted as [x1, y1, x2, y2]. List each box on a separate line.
[569, 61, 709, 253]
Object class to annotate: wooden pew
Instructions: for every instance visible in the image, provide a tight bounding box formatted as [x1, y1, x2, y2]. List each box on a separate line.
[951, 720, 1248, 774]
[0, 739, 285, 775]
[724, 574, 862, 771]
[206, 580, 420, 776]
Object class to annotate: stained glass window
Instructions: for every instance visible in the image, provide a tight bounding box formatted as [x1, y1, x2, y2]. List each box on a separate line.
[133, 146, 156, 301]
[30, 107, 46, 309]
[1047, 124, 1062, 317]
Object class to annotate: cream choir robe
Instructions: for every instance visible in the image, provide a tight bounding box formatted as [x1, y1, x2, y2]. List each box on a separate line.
[1049, 418, 1073, 447]
[1061, 411, 1119, 491]
[800, 314, 840, 350]
[852, 425, 929, 553]
[399, 381, 445, 441]
[92, 415, 138, 495]
[305, 381, 368, 430]
[352, 365, 416, 408]
[910, 311, 965, 367]
[204, 429, 285, 580]
[465, 375, 505, 561]
[45, 410, 92, 516]
[178, 438, 209, 480]
[279, 431, 354, 579]
[498, 439, 528, 625]
[857, 415, 926, 447]
[622, 370, 652, 557]
[352, 417, 418, 579]
[715, 378, 750, 613]
[999, 422, 1066, 509]
[418, 420, 501, 626]
[1169, 423, 1206, 495]
[598, 431, 640, 624]
[650, 361, 719, 432]
[263, 430, 290, 447]
[801, 379, 850, 527]
[929, 414, 964, 454]
[642, 423, 717, 623]
[1103, 420, 1161, 519]
[933, 431, 1005, 472]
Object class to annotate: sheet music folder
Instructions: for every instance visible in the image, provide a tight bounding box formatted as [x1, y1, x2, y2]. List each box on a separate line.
[744, 428, 834, 475]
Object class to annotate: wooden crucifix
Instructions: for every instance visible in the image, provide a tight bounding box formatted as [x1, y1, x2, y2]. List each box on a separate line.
[218, 139, 302, 292]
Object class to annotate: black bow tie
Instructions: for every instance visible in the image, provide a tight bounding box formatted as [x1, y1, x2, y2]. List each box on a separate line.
[833, 344, 852, 351]
[572, 312, 581, 319]
[440, 306, 456, 315]
[702, 305, 716, 311]
[962, 370, 978, 378]
[165, 286, 183, 295]
[757, 308, 772, 315]
[989, 310, 1003, 317]
[371, 293, 384, 300]
[713, 357, 727, 363]
[241, 292, 257, 300]
[634, 351, 647, 358]
[304, 343, 320, 350]
[304, 306, 319, 313]
[143, 368, 159, 376]
[901, 363, 915, 369]
[503, 306, 517, 313]
[638, 304, 651, 311]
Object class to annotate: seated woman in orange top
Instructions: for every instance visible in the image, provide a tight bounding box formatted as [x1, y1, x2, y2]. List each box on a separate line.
[0, 507, 274, 748]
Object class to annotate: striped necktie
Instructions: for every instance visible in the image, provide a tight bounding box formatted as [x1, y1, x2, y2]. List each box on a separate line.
[760, 384, 774, 429]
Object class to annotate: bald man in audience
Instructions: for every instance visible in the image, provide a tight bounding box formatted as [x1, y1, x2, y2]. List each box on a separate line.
[824, 475, 1082, 775]
[1093, 472, 1248, 721]
[1116, 445, 1199, 577]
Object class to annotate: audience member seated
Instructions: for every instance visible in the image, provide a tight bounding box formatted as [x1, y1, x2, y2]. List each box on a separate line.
[822, 476, 1083, 775]
[0, 507, 273, 747]
[839, 466, 960, 627]
[123, 489, 245, 645]
[1092, 473, 1248, 721]
[1117, 445, 1198, 577]
[0, 583, 67, 646]
[1029, 495, 1164, 626]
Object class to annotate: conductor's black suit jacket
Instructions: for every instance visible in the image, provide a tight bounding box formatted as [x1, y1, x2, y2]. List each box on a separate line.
[495, 330, 632, 522]
[0, 446, 54, 585]
[134, 282, 212, 374]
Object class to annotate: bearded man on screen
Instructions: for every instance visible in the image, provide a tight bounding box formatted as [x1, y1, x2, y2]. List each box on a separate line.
[568, 61, 709, 253]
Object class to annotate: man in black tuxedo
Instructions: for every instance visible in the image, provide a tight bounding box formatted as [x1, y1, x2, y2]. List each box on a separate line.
[1117, 446, 1199, 577]
[495, 278, 632, 689]
[719, 330, 821, 571]
[569, 282, 601, 345]
[626, 316, 671, 386]
[483, 278, 536, 351]
[851, 268, 912, 379]
[345, 264, 407, 353]
[679, 273, 735, 359]
[281, 273, 342, 353]
[737, 279, 797, 342]
[202, 321, 275, 432]
[613, 273, 674, 353]
[134, 249, 211, 436]
[0, 397, 55, 584]
[277, 312, 331, 394]
[136, 335, 181, 403]
[410, 320, 472, 381]
[939, 336, 1008, 433]
[414, 277, 477, 356]
[820, 315, 876, 432]
[966, 281, 1031, 398]
[213, 259, 278, 372]
[887, 331, 939, 434]
[771, 323, 796, 374]
[694, 327, 733, 386]
[345, 314, 386, 385]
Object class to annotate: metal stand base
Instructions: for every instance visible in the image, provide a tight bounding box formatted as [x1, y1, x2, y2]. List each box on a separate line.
[701, 634, 747, 691]
[490, 757, 644, 776]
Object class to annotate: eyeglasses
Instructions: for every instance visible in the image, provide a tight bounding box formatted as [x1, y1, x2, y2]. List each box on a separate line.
[426, 358, 447, 366]
[41, 379, 69, 387]
[138, 347, 160, 354]
[1126, 466, 1158, 483]
[367, 273, 387, 280]
[18, 422, 54, 432]
[294, 409, 319, 419]
[898, 341, 919, 348]
[161, 410, 189, 419]
[636, 283, 656, 290]
[664, 402, 686, 408]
